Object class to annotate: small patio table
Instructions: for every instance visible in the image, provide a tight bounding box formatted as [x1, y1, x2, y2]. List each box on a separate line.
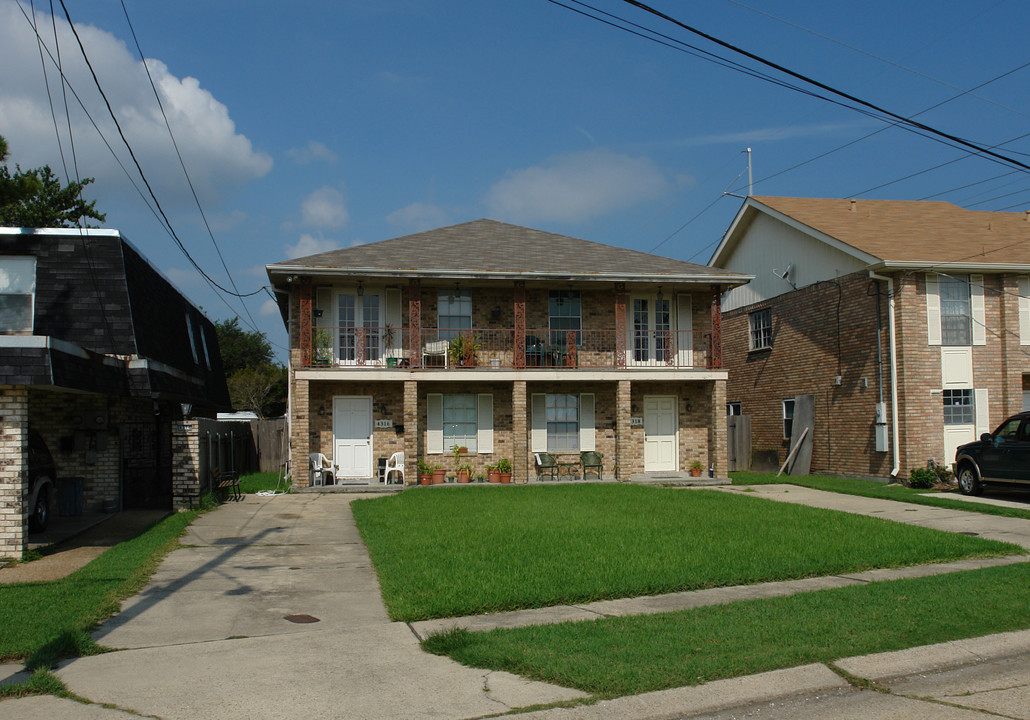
[553, 453, 581, 480]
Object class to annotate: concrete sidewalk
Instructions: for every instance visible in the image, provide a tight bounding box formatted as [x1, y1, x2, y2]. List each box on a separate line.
[4, 485, 1030, 719]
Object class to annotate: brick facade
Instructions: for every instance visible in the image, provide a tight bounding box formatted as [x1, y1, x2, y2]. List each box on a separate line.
[0, 386, 28, 559]
[725, 268, 1030, 477]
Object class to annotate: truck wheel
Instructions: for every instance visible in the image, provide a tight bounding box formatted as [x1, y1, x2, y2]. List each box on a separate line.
[957, 465, 982, 496]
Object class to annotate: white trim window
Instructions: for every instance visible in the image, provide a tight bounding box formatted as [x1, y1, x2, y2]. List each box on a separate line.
[549, 290, 581, 346]
[0, 256, 36, 332]
[546, 393, 579, 452]
[749, 308, 772, 350]
[939, 274, 972, 346]
[443, 393, 477, 452]
[943, 389, 974, 425]
[438, 290, 471, 341]
[782, 398, 795, 440]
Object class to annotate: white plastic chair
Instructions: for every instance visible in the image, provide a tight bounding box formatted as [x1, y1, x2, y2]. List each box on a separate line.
[384, 451, 405, 485]
[309, 452, 335, 486]
[422, 339, 449, 368]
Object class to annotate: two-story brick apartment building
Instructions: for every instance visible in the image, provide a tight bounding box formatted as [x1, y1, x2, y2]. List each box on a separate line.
[710, 196, 1030, 478]
[267, 220, 751, 485]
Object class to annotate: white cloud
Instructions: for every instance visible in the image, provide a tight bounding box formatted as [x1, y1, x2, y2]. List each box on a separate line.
[284, 233, 340, 260]
[287, 141, 338, 165]
[485, 149, 669, 224]
[301, 186, 348, 228]
[260, 298, 280, 317]
[386, 202, 448, 233]
[0, 2, 271, 209]
[676, 122, 867, 147]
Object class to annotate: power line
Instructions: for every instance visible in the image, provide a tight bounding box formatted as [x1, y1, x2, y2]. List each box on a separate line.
[615, 0, 1030, 174]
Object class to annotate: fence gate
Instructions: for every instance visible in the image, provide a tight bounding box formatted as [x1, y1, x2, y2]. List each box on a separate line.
[120, 421, 172, 509]
[727, 415, 751, 472]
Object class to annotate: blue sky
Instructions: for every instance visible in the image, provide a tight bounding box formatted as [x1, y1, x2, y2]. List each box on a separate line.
[2, 0, 1029, 358]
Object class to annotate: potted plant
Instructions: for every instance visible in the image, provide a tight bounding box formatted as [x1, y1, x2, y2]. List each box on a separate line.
[448, 332, 481, 367]
[312, 327, 333, 365]
[457, 459, 473, 483]
[496, 458, 512, 484]
[474, 473, 486, 483]
[689, 460, 703, 477]
[486, 462, 501, 483]
[432, 465, 447, 484]
[417, 458, 435, 486]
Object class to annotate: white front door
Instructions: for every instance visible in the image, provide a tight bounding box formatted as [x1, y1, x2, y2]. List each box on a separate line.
[644, 396, 677, 472]
[333, 396, 373, 479]
[943, 425, 976, 469]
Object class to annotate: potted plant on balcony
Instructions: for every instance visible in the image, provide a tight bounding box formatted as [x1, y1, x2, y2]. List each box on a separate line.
[448, 332, 481, 367]
[689, 460, 704, 478]
[312, 327, 333, 365]
[417, 458, 435, 486]
[496, 458, 512, 484]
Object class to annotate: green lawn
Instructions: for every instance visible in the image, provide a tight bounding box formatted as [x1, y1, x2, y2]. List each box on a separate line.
[352, 484, 1021, 622]
[424, 562, 1030, 697]
[0, 511, 197, 666]
[238, 471, 290, 494]
[732, 471, 1030, 520]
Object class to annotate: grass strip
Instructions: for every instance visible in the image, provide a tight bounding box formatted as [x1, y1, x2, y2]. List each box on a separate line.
[238, 471, 290, 494]
[732, 472, 1030, 520]
[423, 563, 1030, 698]
[0, 511, 197, 665]
[353, 484, 1020, 622]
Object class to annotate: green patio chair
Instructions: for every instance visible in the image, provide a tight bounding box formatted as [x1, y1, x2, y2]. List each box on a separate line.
[580, 451, 603, 480]
[534, 452, 559, 481]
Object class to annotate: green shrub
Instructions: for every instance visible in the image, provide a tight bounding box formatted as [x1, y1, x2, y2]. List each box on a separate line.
[909, 467, 937, 489]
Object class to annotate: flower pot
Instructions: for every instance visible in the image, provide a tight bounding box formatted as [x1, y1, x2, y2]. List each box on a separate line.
[487, 469, 500, 483]
[432, 469, 446, 484]
[457, 470, 470, 483]
[419, 474, 432, 486]
[690, 468, 702, 477]
[499, 472, 512, 484]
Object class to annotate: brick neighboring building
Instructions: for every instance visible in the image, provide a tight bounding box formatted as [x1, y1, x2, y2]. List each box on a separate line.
[266, 219, 751, 486]
[710, 196, 1030, 479]
[1, 228, 230, 558]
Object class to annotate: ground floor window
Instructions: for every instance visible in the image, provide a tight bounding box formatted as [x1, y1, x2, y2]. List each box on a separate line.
[943, 389, 974, 425]
[547, 394, 579, 452]
[782, 399, 794, 440]
[443, 393, 477, 452]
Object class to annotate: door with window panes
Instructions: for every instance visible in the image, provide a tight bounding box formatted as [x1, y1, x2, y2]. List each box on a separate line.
[337, 291, 381, 364]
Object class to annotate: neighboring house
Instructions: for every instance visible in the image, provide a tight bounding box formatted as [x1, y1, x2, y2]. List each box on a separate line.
[710, 196, 1030, 478]
[1, 227, 230, 558]
[266, 219, 751, 486]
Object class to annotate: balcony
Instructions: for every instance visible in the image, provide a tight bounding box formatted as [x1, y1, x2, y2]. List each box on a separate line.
[306, 327, 716, 370]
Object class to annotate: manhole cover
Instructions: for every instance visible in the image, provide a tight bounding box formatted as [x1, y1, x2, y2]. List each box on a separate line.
[284, 614, 320, 624]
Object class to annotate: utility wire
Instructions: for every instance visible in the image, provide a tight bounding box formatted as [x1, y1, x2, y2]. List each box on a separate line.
[616, 0, 1030, 174]
[118, 0, 261, 332]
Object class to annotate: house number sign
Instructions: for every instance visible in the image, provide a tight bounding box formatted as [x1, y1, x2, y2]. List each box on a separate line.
[374, 419, 394, 429]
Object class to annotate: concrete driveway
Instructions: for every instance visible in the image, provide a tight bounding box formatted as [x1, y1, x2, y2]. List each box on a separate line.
[30, 494, 585, 720]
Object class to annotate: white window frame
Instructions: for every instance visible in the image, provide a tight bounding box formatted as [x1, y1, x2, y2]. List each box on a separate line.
[0, 256, 36, 333]
[427, 392, 493, 455]
[749, 308, 772, 350]
[531, 393, 595, 453]
[442, 393, 478, 453]
[782, 398, 795, 440]
[438, 290, 471, 341]
[942, 389, 974, 426]
[939, 274, 972, 346]
[549, 289, 582, 346]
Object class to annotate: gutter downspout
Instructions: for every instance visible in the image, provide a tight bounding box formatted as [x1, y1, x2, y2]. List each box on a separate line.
[869, 271, 901, 478]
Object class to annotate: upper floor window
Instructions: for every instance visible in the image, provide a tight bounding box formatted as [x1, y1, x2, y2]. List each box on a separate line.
[939, 274, 971, 346]
[0, 256, 36, 333]
[749, 308, 772, 350]
[549, 290, 581, 346]
[438, 290, 471, 341]
[185, 313, 199, 364]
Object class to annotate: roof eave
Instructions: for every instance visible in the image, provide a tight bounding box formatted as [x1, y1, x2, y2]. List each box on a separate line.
[871, 260, 1030, 273]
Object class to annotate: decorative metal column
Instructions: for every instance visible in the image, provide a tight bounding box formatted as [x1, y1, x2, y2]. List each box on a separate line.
[299, 278, 312, 367]
[514, 281, 526, 368]
[614, 282, 627, 368]
[710, 284, 723, 369]
[409, 278, 421, 369]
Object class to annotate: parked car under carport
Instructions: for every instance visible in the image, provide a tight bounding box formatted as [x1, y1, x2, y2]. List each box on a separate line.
[27, 430, 56, 532]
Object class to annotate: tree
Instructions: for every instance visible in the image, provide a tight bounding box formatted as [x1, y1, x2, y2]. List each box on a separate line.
[0, 135, 106, 228]
[215, 317, 286, 418]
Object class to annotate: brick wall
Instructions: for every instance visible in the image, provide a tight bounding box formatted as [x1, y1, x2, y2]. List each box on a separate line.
[724, 270, 893, 476]
[0, 386, 28, 559]
[172, 420, 201, 507]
